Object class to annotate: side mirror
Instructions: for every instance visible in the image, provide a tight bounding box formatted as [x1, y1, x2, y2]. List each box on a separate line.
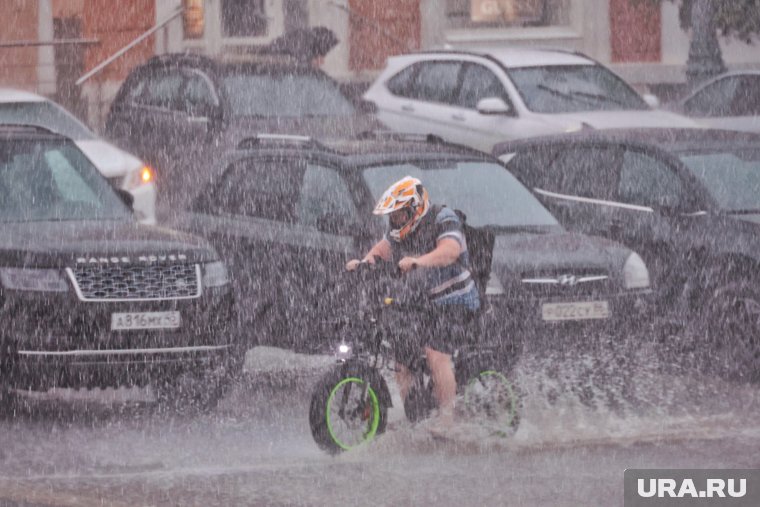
[476, 97, 512, 115]
[115, 188, 134, 210]
[316, 213, 355, 235]
[356, 99, 378, 115]
[642, 93, 660, 109]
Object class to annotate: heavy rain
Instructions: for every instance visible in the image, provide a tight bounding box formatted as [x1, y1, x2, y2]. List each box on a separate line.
[1, 0, 760, 506]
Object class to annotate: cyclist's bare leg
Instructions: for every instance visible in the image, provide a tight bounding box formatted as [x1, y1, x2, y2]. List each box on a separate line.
[425, 347, 456, 426]
[395, 363, 413, 402]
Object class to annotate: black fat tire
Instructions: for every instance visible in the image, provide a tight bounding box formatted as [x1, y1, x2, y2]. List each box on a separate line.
[309, 364, 389, 454]
[403, 378, 435, 423]
[701, 282, 760, 382]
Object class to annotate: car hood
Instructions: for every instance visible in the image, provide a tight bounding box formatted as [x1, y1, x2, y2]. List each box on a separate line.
[226, 113, 381, 141]
[75, 139, 144, 179]
[546, 109, 698, 130]
[491, 230, 631, 287]
[0, 221, 216, 268]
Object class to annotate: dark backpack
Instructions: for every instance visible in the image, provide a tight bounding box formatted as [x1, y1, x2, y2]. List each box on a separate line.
[452, 209, 495, 300]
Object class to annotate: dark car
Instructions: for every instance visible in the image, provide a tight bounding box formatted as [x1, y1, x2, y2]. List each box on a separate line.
[104, 53, 378, 204]
[493, 128, 760, 380]
[0, 126, 239, 410]
[164, 133, 652, 355]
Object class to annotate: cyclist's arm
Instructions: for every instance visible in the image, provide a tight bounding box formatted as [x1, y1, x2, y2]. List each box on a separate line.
[409, 238, 461, 269]
[363, 238, 392, 263]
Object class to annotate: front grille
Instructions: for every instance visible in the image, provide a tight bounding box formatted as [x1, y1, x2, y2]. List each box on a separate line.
[67, 264, 201, 302]
[520, 270, 611, 298]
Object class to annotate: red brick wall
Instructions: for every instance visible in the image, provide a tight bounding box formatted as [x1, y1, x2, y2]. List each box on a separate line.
[82, 0, 155, 83]
[349, 0, 420, 71]
[0, 0, 39, 90]
[610, 0, 661, 63]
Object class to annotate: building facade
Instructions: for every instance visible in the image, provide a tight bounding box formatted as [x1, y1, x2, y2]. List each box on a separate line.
[1, 0, 759, 130]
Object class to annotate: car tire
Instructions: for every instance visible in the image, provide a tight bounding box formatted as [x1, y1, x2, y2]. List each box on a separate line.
[700, 281, 760, 382]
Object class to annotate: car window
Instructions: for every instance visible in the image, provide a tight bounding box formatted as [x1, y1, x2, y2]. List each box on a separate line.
[386, 64, 419, 98]
[0, 102, 95, 140]
[508, 65, 648, 113]
[617, 151, 684, 209]
[457, 63, 510, 109]
[543, 147, 620, 199]
[131, 69, 184, 111]
[297, 164, 358, 232]
[181, 71, 218, 114]
[730, 76, 760, 116]
[207, 158, 306, 222]
[222, 73, 355, 117]
[412, 61, 463, 105]
[0, 140, 130, 222]
[362, 161, 558, 228]
[683, 76, 741, 117]
[679, 149, 760, 212]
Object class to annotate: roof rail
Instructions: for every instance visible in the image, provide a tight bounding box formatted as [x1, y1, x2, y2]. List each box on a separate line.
[355, 130, 445, 144]
[236, 133, 324, 151]
[0, 123, 59, 135]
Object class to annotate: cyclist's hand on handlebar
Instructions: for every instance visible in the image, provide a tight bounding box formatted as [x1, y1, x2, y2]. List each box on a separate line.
[398, 256, 418, 274]
[346, 256, 377, 271]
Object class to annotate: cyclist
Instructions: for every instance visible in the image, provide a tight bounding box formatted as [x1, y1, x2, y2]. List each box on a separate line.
[346, 176, 480, 434]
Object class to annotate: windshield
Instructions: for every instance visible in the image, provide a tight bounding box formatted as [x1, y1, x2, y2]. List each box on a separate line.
[0, 139, 131, 222]
[508, 65, 648, 114]
[222, 73, 355, 118]
[679, 149, 760, 213]
[0, 102, 95, 140]
[362, 161, 559, 229]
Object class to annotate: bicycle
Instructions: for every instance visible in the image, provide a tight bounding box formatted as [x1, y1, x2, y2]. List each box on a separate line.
[308, 262, 521, 454]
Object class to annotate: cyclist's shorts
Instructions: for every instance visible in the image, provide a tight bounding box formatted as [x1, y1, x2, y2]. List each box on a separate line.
[390, 306, 476, 364]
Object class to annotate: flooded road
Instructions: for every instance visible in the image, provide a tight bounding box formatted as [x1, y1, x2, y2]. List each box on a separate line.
[1, 346, 758, 507]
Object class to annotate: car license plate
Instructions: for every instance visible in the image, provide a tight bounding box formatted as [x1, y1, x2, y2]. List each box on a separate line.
[111, 311, 181, 330]
[541, 301, 610, 321]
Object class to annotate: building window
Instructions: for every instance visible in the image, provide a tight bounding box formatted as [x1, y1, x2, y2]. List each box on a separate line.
[447, 0, 570, 29]
[221, 0, 267, 38]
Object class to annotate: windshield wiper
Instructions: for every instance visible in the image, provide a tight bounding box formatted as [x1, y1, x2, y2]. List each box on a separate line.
[536, 84, 629, 108]
[491, 224, 555, 234]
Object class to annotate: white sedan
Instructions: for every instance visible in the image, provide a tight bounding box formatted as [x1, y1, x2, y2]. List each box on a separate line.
[364, 48, 696, 153]
[0, 88, 156, 224]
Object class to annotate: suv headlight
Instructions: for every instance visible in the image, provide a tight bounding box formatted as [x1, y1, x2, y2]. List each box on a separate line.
[623, 253, 650, 289]
[202, 261, 229, 288]
[0, 268, 68, 292]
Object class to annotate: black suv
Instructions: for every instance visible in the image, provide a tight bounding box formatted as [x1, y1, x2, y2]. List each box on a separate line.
[164, 133, 652, 354]
[105, 53, 378, 204]
[0, 126, 239, 409]
[494, 128, 760, 380]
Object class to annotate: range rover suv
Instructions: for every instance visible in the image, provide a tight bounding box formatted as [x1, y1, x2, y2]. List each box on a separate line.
[0, 126, 238, 410]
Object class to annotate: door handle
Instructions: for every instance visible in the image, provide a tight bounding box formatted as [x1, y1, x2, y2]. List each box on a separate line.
[401, 104, 414, 112]
[451, 114, 465, 121]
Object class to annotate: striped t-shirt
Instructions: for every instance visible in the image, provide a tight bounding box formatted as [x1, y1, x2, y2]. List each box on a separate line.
[387, 206, 480, 311]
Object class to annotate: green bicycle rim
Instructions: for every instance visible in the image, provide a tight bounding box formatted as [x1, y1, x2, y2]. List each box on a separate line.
[325, 377, 381, 451]
[465, 370, 517, 429]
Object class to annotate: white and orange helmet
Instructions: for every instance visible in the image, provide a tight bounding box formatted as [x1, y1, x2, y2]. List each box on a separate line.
[373, 176, 430, 242]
